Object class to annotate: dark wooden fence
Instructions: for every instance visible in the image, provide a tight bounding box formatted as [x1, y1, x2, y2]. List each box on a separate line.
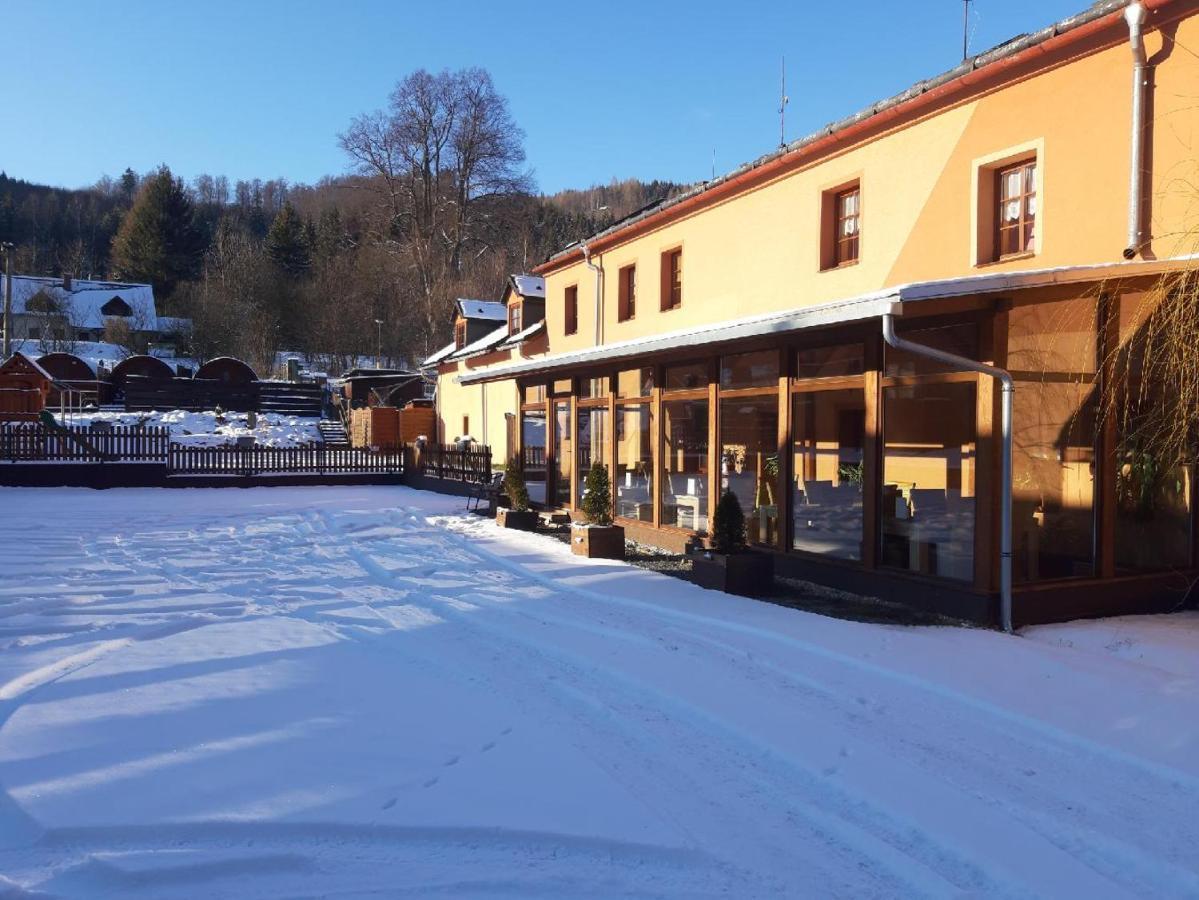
[418, 444, 492, 483]
[122, 377, 324, 416]
[257, 382, 324, 416]
[0, 424, 171, 462]
[167, 443, 405, 476]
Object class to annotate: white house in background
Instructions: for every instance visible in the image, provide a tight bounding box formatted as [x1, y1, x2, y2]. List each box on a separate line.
[0, 273, 184, 343]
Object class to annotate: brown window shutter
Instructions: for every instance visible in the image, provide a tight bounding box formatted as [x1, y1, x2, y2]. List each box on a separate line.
[660, 252, 670, 311]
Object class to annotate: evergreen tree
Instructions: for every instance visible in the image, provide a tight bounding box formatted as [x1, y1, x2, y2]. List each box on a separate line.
[712, 490, 747, 555]
[503, 457, 530, 512]
[581, 463, 613, 526]
[314, 207, 348, 261]
[110, 166, 203, 294]
[266, 202, 310, 277]
[120, 168, 138, 203]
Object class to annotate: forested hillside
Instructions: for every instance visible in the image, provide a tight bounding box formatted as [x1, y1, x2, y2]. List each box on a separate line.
[0, 68, 683, 374]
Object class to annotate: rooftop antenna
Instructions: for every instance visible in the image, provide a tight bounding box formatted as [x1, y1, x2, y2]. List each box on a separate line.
[962, 0, 972, 61]
[778, 56, 790, 147]
[711, 148, 716, 181]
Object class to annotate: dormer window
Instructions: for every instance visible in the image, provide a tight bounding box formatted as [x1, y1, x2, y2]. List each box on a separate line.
[101, 296, 133, 317]
[454, 319, 467, 350]
[509, 301, 523, 336]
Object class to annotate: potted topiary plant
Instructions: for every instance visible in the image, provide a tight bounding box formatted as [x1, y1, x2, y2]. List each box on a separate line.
[571, 462, 625, 559]
[496, 457, 539, 530]
[691, 490, 774, 597]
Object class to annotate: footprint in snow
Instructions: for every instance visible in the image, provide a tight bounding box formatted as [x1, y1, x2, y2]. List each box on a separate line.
[423, 776, 439, 788]
[481, 741, 496, 752]
[444, 755, 459, 767]
[381, 797, 397, 810]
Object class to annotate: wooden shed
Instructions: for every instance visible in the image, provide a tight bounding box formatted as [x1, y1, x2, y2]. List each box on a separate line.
[0, 353, 53, 422]
[196, 356, 258, 384]
[349, 402, 436, 450]
[38, 352, 108, 406]
[110, 354, 175, 392]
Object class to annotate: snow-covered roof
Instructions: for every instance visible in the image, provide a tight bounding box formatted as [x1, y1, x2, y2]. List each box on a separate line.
[2, 275, 159, 331]
[450, 323, 509, 360]
[421, 341, 457, 368]
[455, 298, 506, 321]
[459, 255, 1197, 385]
[510, 275, 545, 299]
[155, 316, 192, 333]
[498, 319, 545, 349]
[2, 350, 56, 382]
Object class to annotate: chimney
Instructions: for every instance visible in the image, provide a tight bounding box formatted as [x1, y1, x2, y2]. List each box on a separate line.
[62, 273, 73, 291]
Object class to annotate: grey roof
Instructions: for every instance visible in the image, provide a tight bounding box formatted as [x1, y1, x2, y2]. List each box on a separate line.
[455, 298, 507, 321]
[421, 341, 457, 368]
[450, 323, 509, 360]
[510, 274, 545, 299]
[155, 316, 192, 333]
[543, 0, 1132, 267]
[2, 275, 159, 331]
[498, 319, 545, 349]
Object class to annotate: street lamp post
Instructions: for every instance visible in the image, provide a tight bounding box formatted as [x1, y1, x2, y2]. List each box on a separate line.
[374, 319, 384, 369]
[1, 242, 13, 359]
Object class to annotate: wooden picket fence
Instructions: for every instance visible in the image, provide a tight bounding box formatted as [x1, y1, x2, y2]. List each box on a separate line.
[417, 444, 493, 483]
[167, 443, 406, 476]
[0, 424, 171, 462]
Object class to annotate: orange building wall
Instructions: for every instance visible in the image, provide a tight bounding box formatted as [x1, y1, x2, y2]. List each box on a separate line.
[527, 7, 1199, 359]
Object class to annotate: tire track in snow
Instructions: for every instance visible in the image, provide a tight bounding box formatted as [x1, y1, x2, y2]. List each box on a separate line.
[444, 513, 1199, 794]
[349, 507, 1195, 898]
[429, 528, 1199, 894]
[334, 518, 1005, 897]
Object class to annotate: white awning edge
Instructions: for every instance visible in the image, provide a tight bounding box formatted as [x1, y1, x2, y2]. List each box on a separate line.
[456, 254, 1196, 385]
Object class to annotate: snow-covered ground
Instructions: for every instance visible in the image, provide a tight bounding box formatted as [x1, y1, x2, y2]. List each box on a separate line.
[54, 410, 322, 447]
[0, 487, 1196, 898]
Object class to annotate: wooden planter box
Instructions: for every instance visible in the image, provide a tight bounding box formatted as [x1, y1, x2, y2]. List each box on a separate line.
[691, 550, 775, 597]
[571, 524, 625, 559]
[496, 508, 539, 531]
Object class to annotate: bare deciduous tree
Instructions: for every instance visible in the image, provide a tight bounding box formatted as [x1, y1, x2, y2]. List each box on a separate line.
[339, 67, 530, 353]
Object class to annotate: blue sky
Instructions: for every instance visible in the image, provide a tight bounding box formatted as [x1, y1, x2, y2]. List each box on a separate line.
[4, 0, 1087, 194]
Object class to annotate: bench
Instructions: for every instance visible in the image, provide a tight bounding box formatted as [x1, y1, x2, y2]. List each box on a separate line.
[467, 471, 505, 513]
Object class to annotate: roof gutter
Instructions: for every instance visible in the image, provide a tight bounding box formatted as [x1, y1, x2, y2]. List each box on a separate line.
[881, 314, 1015, 634]
[581, 244, 603, 346]
[1124, 1, 1149, 258]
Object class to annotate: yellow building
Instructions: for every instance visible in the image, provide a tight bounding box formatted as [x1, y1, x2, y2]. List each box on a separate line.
[428, 0, 1199, 626]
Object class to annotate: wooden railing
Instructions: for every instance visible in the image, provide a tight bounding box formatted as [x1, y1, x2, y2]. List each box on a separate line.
[167, 443, 405, 476]
[0, 424, 171, 462]
[418, 444, 492, 483]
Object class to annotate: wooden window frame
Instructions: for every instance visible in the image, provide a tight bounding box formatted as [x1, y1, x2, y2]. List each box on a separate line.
[833, 186, 861, 267]
[994, 159, 1037, 261]
[820, 179, 861, 271]
[564, 284, 578, 336]
[454, 319, 466, 350]
[660, 248, 683, 312]
[618, 264, 637, 322]
[508, 301, 523, 336]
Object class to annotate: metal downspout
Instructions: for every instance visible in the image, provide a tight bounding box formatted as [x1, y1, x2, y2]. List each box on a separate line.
[881, 312, 1015, 633]
[1124, 1, 1148, 259]
[581, 244, 603, 346]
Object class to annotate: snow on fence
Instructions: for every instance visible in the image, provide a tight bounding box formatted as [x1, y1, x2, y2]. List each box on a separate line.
[166, 443, 406, 476]
[0, 424, 171, 462]
[418, 444, 493, 483]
